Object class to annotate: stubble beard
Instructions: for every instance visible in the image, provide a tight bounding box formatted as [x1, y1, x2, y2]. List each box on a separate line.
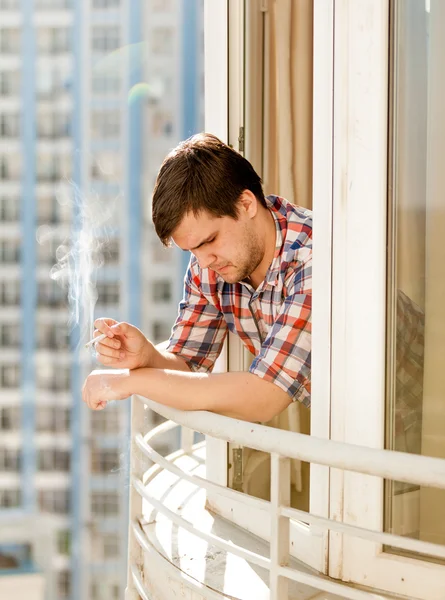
[225, 230, 264, 284]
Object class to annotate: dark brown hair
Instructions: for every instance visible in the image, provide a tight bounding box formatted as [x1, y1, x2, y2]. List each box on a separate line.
[152, 133, 266, 246]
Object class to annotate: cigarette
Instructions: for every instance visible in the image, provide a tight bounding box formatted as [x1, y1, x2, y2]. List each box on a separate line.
[85, 332, 107, 348]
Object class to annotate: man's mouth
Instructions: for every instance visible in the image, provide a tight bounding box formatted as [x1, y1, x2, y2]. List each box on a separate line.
[216, 264, 230, 272]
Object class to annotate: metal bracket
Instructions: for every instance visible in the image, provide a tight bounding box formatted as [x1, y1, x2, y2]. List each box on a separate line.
[232, 447, 243, 491]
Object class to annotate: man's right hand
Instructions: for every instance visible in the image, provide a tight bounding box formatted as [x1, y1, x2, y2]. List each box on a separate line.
[91, 318, 154, 370]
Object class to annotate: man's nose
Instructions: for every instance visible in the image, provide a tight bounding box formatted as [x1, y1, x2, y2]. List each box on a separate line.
[195, 249, 215, 270]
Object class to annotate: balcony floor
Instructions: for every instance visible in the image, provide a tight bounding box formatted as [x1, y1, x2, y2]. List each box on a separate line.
[139, 443, 344, 600]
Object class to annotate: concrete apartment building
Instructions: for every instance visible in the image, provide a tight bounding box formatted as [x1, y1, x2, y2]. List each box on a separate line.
[0, 0, 203, 598]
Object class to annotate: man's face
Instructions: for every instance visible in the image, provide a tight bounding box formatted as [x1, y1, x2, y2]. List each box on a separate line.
[171, 203, 264, 284]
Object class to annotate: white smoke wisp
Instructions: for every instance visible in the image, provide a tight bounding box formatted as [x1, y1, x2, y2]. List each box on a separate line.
[37, 176, 120, 346]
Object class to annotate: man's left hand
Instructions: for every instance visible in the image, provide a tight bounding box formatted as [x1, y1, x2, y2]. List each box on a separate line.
[82, 369, 131, 411]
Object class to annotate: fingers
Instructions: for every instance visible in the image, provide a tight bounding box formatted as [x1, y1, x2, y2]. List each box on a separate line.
[95, 339, 126, 363]
[93, 318, 117, 339]
[95, 335, 121, 352]
[81, 381, 106, 411]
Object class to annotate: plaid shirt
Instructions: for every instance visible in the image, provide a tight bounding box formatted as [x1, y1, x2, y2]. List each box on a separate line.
[166, 195, 312, 406]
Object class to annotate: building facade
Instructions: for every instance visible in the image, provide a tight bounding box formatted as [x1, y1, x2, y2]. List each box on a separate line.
[0, 1, 203, 599]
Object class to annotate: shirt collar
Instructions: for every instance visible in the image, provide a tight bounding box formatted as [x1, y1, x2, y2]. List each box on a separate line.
[260, 197, 285, 290]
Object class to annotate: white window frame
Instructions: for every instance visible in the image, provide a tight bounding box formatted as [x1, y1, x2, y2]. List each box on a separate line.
[329, 0, 445, 596]
[204, 0, 334, 573]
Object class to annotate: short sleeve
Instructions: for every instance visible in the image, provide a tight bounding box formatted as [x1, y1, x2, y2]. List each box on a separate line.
[166, 259, 228, 372]
[249, 257, 312, 406]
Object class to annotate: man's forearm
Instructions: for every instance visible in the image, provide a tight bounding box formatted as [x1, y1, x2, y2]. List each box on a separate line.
[149, 346, 192, 372]
[121, 367, 291, 422]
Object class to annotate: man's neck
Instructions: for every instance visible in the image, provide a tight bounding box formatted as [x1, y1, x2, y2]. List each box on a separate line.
[248, 206, 276, 289]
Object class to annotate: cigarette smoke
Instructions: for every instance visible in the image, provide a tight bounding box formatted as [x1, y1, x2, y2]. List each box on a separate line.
[36, 174, 120, 345]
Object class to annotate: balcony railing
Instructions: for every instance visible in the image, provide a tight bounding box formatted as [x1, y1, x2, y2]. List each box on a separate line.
[126, 394, 445, 600]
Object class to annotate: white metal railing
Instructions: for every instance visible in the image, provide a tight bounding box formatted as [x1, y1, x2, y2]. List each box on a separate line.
[125, 395, 445, 600]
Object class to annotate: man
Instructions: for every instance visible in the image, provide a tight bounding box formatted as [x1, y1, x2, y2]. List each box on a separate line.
[82, 133, 311, 423]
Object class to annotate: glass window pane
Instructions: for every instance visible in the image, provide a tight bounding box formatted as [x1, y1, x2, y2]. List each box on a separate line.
[385, 0, 445, 557]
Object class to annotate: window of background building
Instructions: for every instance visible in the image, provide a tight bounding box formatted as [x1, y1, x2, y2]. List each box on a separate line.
[152, 321, 171, 344]
[0, 323, 20, 347]
[0, 489, 21, 508]
[36, 65, 69, 98]
[151, 72, 173, 101]
[151, 0, 173, 10]
[91, 580, 120, 600]
[0, 154, 21, 180]
[36, 154, 65, 182]
[37, 323, 70, 350]
[152, 280, 171, 303]
[150, 27, 174, 55]
[103, 238, 119, 264]
[91, 110, 120, 140]
[38, 280, 66, 308]
[36, 407, 71, 433]
[36, 235, 58, 266]
[0, 113, 20, 137]
[0, 448, 21, 471]
[0, 28, 20, 54]
[57, 530, 71, 556]
[0, 365, 20, 389]
[0, 240, 20, 263]
[91, 448, 119, 474]
[37, 192, 71, 225]
[92, 26, 120, 52]
[36, 362, 70, 391]
[92, 532, 120, 560]
[37, 27, 71, 54]
[38, 449, 71, 472]
[0, 195, 19, 221]
[90, 406, 120, 434]
[151, 240, 173, 264]
[57, 570, 71, 599]
[38, 489, 70, 514]
[103, 533, 119, 559]
[38, 112, 71, 138]
[151, 109, 173, 137]
[92, 0, 120, 8]
[35, 0, 71, 8]
[97, 282, 119, 306]
[0, 0, 21, 9]
[92, 71, 121, 95]
[0, 281, 20, 305]
[0, 407, 21, 431]
[90, 151, 121, 182]
[91, 492, 119, 517]
[35, 0, 71, 7]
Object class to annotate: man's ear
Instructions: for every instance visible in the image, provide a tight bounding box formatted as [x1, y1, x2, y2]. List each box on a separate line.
[238, 190, 258, 219]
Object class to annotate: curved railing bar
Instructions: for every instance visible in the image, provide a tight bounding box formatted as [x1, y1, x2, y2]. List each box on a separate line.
[280, 506, 445, 561]
[130, 564, 150, 600]
[135, 432, 268, 512]
[278, 565, 387, 600]
[136, 428, 445, 561]
[136, 395, 445, 490]
[144, 419, 178, 442]
[131, 517, 385, 600]
[132, 476, 270, 570]
[130, 520, 226, 600]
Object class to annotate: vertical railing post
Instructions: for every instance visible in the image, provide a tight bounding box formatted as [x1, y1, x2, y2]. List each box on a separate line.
[125, 395, 149, 600]
[180, 426, 195, 454]
[270, 452, 291, 599]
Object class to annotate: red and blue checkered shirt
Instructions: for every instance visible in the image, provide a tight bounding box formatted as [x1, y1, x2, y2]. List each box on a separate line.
[166, 195, 312, 406]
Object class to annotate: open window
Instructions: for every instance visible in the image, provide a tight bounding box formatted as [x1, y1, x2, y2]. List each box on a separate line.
[204, 0, 332, 572]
